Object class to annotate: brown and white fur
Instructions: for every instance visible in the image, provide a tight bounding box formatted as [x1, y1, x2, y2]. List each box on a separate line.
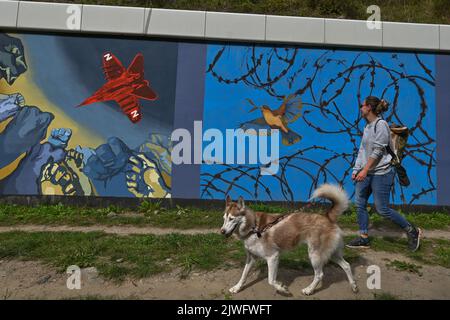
[220, 184, 358, 296]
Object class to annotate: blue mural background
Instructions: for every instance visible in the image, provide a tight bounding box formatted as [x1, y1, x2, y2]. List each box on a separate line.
[201, 44, 436, 204]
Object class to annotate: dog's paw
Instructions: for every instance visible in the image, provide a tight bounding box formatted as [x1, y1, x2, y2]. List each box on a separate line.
[229, 285, 241, 294]
[276, 288, 292, 297]
[275, 283, 291, 296]
[351, 283, 359, 293]
[302, 287, 314, 296]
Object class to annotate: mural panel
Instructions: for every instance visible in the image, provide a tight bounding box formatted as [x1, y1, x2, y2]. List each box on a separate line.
[201, 45, 437, 205]
[0, 32, 446, 205]
[0, 33, 175, 198]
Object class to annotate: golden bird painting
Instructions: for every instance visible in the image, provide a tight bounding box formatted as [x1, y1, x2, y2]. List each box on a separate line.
[239, 94, 303, 146]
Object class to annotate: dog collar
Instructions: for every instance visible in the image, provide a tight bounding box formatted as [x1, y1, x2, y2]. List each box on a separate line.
[251, 227, 262, 238]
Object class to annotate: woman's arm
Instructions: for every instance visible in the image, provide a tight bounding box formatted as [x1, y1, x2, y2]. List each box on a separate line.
[353, 143, 364, 175]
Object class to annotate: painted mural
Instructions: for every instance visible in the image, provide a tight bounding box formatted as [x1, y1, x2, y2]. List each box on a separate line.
[0, 33, 173, 198]
[0, 32, 445, 205]
[201, 45, 436, 205]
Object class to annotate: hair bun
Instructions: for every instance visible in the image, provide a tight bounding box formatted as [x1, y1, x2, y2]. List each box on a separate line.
[377, 99, 390, 113]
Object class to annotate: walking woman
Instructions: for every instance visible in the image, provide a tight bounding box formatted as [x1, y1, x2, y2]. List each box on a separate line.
[347, 96, 422, 251]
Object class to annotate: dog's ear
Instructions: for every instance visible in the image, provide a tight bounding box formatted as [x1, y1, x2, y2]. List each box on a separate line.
[225, 195, 231, 206]
[237, 196, 245, 209]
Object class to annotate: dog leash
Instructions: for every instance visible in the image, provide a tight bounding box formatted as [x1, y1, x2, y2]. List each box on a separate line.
[252, 214, 291, 238]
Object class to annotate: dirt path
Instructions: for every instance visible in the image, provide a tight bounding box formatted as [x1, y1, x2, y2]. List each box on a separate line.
[1, 250, 449, 300]
[0, 224, 449, 239]
[0, 225, 218, 236]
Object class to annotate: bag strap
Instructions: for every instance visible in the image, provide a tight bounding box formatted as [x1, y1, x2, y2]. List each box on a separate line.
[386, 145, 398, 163]
[373, 118, 398, 162]
[373, 118, 382, 134]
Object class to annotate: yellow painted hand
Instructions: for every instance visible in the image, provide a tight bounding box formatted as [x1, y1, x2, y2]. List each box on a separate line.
[39, 161, 83, 196]
[126, 154, 170, 198]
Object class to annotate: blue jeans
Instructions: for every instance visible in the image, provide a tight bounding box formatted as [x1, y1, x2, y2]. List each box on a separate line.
[355, 169, 411, 234]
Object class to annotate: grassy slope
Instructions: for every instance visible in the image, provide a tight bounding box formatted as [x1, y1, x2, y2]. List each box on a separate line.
[0, 231, 448, 282]
[0, 202, 449, 230]
[32, 0, 450, 24]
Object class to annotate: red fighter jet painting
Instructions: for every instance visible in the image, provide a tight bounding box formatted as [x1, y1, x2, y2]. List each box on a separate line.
[78, 52, 158, 123]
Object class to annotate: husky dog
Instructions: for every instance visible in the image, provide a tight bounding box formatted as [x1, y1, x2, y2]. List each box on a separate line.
[220, 184, 358, 296]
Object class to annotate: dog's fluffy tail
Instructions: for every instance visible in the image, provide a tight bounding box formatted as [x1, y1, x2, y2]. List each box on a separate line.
[310, 184, 349, 223]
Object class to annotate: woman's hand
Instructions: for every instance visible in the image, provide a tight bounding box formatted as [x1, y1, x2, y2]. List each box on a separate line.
[355, 169, 368, 182]
[352, 172, 357, 180]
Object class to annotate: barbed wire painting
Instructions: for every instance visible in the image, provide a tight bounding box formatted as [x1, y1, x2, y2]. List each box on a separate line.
[200, 44, 436, 205]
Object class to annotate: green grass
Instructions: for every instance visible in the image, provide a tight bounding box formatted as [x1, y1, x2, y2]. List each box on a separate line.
[0, 202, 449, 231]
[32, 0, 450, 25]
[401, 212, 450, 230]
[140, 205, 223, 229]
[386, 259, 423, 276]
[0, 231, 362, 281]
[339, 207, 384, 230]
[0, 231, 245, 281]
[0, 203, 224, 229]
[338, 207, 450, 230]
[248, 203, 290, 214]
[256, 245, 361, 273]
[370, 237, 450, 269]
[222, 290, 233, 300]
[282, 245, 361, 270]
[0, 230, 448, 283]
